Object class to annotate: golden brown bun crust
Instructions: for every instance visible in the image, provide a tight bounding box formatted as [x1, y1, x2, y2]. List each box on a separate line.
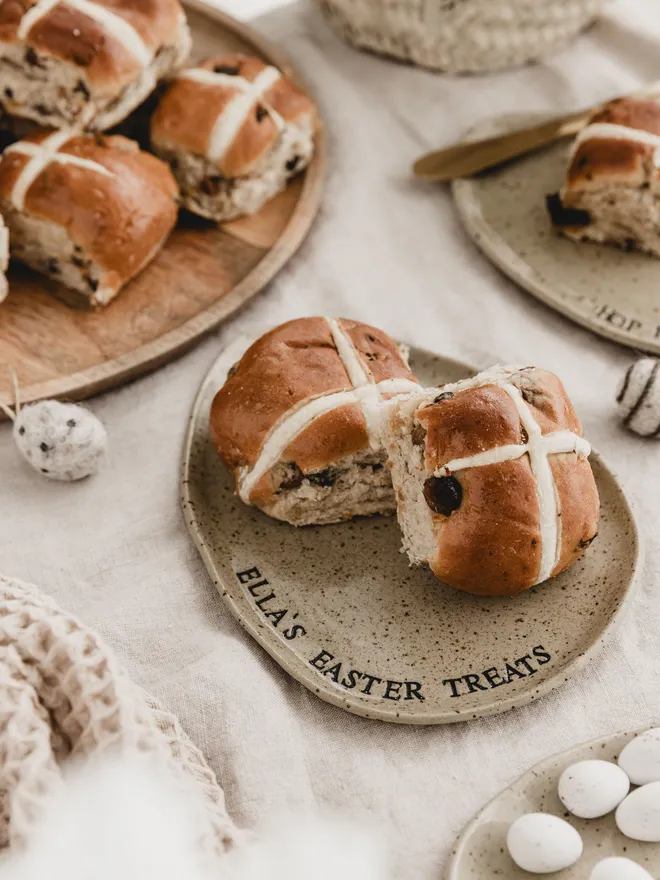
[248, 402, 369, 508]
[282, 404, 368, 474]
[591, 98, 660, 135]
[150, 54, 316, 177]
[341, 319, 415, 384]
[0, 130, 178, 289]
[0, 0, 185, 91]
[423, 384, 525, 466]
[567, 139, 649, 192]
[564, 99, 660, 196]
[431, 460, 543, 596]
[551, 455, 600, 576]
[417, 368, 599, 596]
[209, 317, 416, 504]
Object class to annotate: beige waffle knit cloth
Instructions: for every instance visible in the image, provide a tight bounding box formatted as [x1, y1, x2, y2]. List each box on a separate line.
[0, 573, 242, 859]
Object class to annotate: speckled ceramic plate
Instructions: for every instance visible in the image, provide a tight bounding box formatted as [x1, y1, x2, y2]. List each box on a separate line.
[181, 338, 640, 724]
[447, 724, 660, 879]
[453, 114, 660, 355]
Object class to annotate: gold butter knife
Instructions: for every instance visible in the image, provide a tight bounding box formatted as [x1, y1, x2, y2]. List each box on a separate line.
[413, 82, 660, 182]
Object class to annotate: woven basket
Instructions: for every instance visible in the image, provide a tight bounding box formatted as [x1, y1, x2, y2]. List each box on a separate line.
[318, 0, 605, 73]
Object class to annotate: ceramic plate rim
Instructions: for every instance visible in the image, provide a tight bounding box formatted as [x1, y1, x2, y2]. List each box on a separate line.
[451, 113, 660, 357]
[445, 722, 659, 879]
[181, 338, 642, 725]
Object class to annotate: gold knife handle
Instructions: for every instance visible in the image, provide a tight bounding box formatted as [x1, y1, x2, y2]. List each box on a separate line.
[413, 80, 660, 183]
[413, 109, 590, 181]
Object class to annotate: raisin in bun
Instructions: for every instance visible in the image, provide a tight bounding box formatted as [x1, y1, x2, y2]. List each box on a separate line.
[210, 317, 420, 526]
[547, 97, 660, 257]
[384, 366, 600, 596]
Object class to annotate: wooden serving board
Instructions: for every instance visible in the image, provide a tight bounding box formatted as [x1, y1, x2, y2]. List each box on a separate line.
[0, 0, 325, 413]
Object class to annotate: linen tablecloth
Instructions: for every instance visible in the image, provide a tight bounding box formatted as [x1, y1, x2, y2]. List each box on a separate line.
[2, 1, 660, 876]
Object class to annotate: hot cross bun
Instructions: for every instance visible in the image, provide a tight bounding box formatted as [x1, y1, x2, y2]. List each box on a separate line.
[150, 54, 317, 222]
[210, 317, 420, 525]
[0, 0, 191, 131]
[384, 366, 600, 596]
[548, 97, 660, 257]
[0, 128, 178, 306]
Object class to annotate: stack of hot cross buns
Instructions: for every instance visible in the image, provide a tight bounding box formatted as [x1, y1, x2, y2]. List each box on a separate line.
[0, 1, 317, 306]
[210, 317, 601, 598]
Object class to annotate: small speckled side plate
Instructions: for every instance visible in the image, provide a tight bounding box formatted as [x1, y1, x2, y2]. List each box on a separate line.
[181, 340, 640, 724]
[453, 114, 660, 355]
[447, 724, 660, 879]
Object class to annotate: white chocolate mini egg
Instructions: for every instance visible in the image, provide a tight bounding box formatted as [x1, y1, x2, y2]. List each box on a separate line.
[507, 813, 583, 874]
[13, 400, 107, 481]
[616, 782, 660, 842]
[558, 759, 630, 819]
[619, 729, 660, 786]
[617, 358, 660, 437]
[590, 857, 654, 880]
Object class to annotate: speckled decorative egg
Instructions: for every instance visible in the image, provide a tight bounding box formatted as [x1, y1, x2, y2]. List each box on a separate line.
[507, 813, 583, 874]
[590, 857, 654, 880]
[13, 400, 107, 481]
[616, 358, 660, 437]
[558, 759, 630, 819]
[619, 729, 660, 786]
[616, 782, 660, 842]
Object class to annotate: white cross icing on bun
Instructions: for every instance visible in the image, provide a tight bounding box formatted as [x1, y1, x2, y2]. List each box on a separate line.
[237, 318, 420, 504]
[5, 130, 115, 211]
[17, 0, 152, 66]
[177, 66, 284, 164]
[383, 365, 600, 596]
[210, 318, 421, 527]
[431, 378, 590, 585]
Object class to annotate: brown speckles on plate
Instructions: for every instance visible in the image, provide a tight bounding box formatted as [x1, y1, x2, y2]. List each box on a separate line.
[453, 112, 660, 357]
[448, 726, 660, 879]
[180, 341, 641, 724]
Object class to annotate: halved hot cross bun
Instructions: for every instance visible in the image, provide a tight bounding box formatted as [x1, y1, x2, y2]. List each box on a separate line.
[0, 0, 191, 131]
[0, 128, 179, 306]
[383, 366, 600, 596]
[547, 97, 660, 257]
[210, 317, 421, 526]
[150, 54, 317, 222]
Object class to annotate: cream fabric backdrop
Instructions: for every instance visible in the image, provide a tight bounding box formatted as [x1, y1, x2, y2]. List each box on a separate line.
[213, 0, 295, 20]
[2, 1, 659, 876]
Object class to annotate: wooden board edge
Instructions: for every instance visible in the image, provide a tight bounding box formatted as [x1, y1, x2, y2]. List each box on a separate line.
[0, 3, 326, 415]
[182, 0, 298, 76]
